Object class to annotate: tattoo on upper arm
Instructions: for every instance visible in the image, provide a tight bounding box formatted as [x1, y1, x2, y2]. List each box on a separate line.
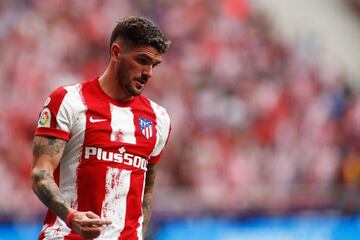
[33, 136, 66, 158]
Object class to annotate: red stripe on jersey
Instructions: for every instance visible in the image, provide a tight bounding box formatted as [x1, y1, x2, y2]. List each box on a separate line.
[64, 233, 82, 240]
[37, 230, 45, 240]
[76, 79, 109, 216]
[49, 87, 68, 129]
[120, 173, 145, 239]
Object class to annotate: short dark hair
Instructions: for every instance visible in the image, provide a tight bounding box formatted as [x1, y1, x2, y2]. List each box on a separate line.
[110, 16, 170, 54]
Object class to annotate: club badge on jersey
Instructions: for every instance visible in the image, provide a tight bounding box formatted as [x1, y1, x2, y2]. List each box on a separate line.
[139, 117, 153, 139]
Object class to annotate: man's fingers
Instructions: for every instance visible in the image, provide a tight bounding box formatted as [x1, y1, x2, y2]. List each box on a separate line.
[85, 211, 100, 219]
[71, 211, 112, 239]
[82, 211, 111, 226]
[80, 218, 112, 227]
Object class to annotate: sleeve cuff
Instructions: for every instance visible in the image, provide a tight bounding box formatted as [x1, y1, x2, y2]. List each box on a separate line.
[35, 127, 70, 141]
[148, 153, 162, 165]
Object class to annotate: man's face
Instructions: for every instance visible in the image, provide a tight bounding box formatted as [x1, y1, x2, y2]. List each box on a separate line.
[116, 45, 162, 98]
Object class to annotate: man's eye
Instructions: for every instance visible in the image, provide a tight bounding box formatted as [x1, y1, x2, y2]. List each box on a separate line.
[137, 58, 149, 65]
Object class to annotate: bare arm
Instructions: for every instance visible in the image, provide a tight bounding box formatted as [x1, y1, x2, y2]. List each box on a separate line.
[142, 163, 159, 238]
[32, 135, 111, 238]
[32, 135, 69, 220]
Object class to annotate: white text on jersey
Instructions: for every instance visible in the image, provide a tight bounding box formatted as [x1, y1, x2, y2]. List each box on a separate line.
[84, 147, 148, 170]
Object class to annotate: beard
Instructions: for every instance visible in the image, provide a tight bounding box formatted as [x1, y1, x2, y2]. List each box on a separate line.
[116, 66, 142, 97]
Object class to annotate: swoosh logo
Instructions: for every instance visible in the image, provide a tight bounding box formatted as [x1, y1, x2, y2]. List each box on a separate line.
[89, 116, 107, 123]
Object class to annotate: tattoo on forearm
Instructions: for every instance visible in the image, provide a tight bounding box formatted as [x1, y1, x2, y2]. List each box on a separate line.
[32, 169, 69, 220]
[142, 164, 158, 237]
[142, 196, 152, 234]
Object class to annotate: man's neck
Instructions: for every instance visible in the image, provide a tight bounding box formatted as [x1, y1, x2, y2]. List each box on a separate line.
[98, 67, 133, 102]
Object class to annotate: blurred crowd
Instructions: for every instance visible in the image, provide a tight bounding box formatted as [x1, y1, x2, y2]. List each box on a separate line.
[0, 0, 359, 219]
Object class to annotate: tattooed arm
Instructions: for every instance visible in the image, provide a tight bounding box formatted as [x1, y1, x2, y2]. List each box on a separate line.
[32, 135, 69, 220]
[32, 135, 111, 238]
[142, 163, 159, 238]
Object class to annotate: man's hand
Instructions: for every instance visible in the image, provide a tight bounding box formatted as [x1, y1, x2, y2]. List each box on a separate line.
[69, 211, 111, 239]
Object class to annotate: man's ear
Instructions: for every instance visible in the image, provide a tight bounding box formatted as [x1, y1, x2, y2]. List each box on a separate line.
[111, 43, 122, 62]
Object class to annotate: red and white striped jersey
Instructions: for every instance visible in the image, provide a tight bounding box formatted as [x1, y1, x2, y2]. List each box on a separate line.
[35, 78, 171, 240]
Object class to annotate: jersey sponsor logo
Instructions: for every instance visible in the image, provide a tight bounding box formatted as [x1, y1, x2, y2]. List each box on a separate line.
[38, 108, 51, 127]
[89, 116, 107, 123]
[139, 117, 153, 139]
[84, 146, 148, 170]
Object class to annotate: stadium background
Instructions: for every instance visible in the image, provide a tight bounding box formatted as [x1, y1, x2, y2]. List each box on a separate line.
[0, 0, 360, 239]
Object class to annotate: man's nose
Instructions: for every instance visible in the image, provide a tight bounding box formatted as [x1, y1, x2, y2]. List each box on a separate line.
[142, 65, 153, 78]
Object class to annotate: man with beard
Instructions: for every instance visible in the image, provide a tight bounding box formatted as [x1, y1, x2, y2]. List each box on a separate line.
[32, 16, 171, 240]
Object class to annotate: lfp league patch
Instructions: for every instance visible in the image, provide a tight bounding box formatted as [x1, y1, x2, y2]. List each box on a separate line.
[38, 108, 51, 127]
[139, 117, 153, 139]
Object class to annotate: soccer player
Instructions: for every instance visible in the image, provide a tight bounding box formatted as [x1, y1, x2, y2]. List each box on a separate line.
[31, 16, 171, 240]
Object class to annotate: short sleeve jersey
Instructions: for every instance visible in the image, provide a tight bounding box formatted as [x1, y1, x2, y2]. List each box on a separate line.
[35, 78, 171, 240]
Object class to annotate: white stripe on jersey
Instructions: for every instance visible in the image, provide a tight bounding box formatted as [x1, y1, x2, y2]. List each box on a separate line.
[149, 101, 171, 157]
[110, 104, 136, 144]
[98, 168, 131, 239]
[59, 84, 86, 210]
[56, 84, 81, 132]
[44, 217, 70, 240]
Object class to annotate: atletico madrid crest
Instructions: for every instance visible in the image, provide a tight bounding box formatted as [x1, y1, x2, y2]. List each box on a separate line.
[139, 117, 153, 139]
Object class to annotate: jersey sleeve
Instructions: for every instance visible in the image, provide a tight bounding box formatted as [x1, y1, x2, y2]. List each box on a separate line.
[35, 87, 75, 141]
[149, 104, 171, 164]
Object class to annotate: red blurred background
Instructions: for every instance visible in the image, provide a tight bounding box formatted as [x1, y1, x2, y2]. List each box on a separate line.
[0, 1, 359, 234]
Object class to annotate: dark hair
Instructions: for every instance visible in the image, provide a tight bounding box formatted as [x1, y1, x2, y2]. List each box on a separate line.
[110, 16, 170, 54]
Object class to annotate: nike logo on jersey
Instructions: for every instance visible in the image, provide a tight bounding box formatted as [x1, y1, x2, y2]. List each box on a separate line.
[89, 116, 107, 123]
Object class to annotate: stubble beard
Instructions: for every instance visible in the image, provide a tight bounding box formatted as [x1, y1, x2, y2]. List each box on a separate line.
[117, 67, 141, 97]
